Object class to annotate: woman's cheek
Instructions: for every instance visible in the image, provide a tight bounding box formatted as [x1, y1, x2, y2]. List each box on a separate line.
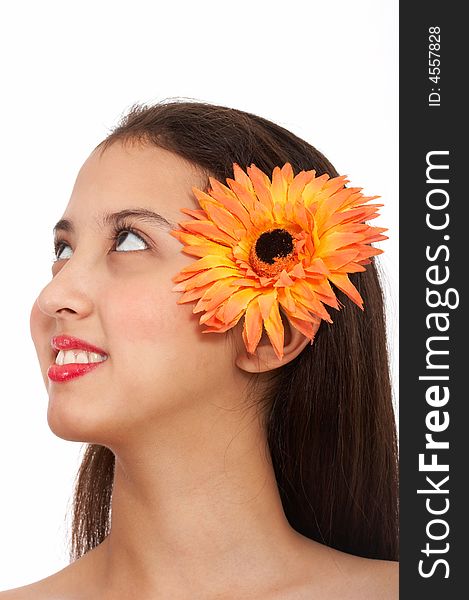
[106, 280, 192, 346]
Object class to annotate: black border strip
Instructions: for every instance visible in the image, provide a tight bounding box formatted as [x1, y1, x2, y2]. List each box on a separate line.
[400, 2, 466, 596]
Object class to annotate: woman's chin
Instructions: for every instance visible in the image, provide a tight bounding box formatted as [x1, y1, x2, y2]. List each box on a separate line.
[46, 398, 110, 443]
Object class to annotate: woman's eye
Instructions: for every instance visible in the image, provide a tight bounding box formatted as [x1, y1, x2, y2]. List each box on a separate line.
[54, 243, 72, 261]
[53, 229, 149, 261]
[115, 230, 149, 252]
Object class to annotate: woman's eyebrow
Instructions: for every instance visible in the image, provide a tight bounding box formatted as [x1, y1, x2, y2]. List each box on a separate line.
[53, 208, 180, 236]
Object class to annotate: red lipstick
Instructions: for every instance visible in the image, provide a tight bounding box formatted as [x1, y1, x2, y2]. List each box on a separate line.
[48, 335, 108, 383]
[48, 362, 105, 382]
[50, 335, 108, 355]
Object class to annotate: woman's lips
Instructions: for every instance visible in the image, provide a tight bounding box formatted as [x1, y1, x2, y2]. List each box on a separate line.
[51, 334, 108, 356]
[48, 360, 107, 383]
[48, 334, 109, 383]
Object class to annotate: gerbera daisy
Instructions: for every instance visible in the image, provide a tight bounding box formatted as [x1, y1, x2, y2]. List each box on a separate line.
[170, 162, 388, 361]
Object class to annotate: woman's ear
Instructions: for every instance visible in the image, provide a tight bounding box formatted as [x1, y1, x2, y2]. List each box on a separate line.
[235, 311, 321, 374]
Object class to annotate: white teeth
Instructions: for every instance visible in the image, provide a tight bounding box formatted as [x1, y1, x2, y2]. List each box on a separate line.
[55, 349, 107, 365]
[75, 351, 89, 364]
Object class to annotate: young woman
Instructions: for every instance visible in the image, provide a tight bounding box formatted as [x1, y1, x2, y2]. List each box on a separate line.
[2, 100, 398, 599]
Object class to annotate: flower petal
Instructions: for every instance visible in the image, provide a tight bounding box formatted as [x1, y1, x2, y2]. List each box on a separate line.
[242, 298, 264, 354]
[328, 273, 364, 308]
[322, 249, 361, 271]
[178, 220, 237, 245]
[177, 254, 236, 274]
[285, 313, 321, 340]
[257, 290, 285, 360]
[195, 199, 244, 237]
[178, 266, 240, 290]
[247, 164, 274, 215]
[193, 277, 240, 313]
[220, 287, 264, 324]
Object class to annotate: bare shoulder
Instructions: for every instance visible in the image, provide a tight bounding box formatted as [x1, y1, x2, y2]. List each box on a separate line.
[0, 583, 45, 599]
[0, 577, 61, 600]
[351, 555, 398, 599]
[0, 543, 105, 600]
[320, 545, 399, 599]
[0, 567, 78, 600]
[285, 536, 398, 600]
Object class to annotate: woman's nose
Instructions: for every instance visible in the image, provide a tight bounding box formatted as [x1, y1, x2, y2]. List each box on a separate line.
[35, 261, 95, 321]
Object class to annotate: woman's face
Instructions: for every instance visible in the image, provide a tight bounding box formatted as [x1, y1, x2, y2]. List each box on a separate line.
[30, 141, 250, 448]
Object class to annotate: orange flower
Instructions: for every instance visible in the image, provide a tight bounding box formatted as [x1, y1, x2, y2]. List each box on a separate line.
[170, 162, 388, 360]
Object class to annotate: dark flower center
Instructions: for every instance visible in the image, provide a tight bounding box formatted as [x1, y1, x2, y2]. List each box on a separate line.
[254, 228, 294, 264]
[249, 228, 296, 278]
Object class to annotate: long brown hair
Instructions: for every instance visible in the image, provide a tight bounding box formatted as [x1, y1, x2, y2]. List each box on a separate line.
[67, 98, 398, 563]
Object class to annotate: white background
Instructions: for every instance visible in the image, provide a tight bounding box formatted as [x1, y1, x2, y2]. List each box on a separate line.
[0, 0, 398, 589]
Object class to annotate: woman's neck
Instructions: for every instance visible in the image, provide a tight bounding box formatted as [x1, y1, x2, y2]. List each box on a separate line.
[94, 400, 309, 598]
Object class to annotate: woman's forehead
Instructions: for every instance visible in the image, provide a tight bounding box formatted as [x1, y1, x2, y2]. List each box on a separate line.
[69, 141, 206, 219]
